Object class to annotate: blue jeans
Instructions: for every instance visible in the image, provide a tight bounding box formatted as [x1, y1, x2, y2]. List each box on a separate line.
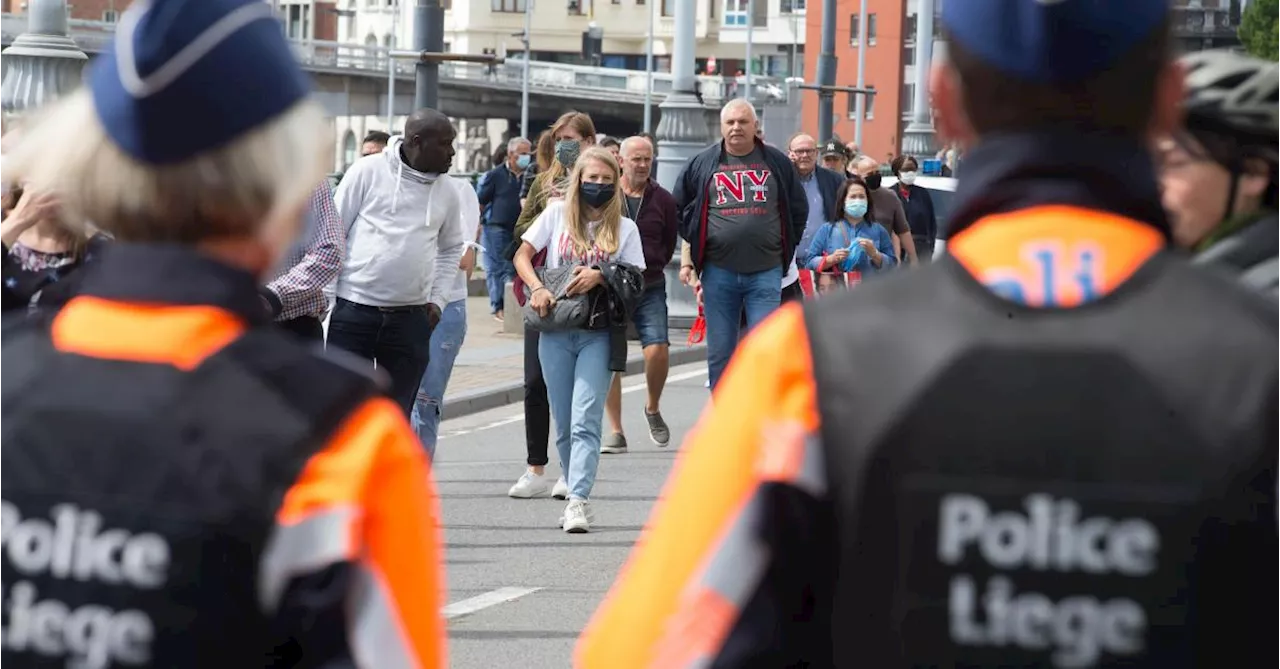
[632, 282, 669, 347]
[482, 225, 515, 314]
[410, 299, 468, 459]
[701, 263, 783, 390]
[539, 329, 612, 500]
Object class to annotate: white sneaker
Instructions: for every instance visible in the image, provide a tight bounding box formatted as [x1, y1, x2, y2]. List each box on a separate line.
[561, 499, 592, 533]
[508, 470, 553, 499]
[551, 477, 570, 500]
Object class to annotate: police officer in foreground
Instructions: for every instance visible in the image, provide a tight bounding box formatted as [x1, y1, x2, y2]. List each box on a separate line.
[578, 1, 1277, 668]
[1, 0, 446, 666]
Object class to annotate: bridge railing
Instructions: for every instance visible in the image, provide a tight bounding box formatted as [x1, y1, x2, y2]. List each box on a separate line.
[2, 13, 793, 105]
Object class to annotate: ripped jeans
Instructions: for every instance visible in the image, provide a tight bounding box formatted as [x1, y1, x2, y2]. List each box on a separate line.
[410, 299, 468, 460]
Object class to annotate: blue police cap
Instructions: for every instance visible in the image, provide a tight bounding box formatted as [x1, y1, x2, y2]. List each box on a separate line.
[940, 0, 1170, 84]
[89, 0, 312, 166]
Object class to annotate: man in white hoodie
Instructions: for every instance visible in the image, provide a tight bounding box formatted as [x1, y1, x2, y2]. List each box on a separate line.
[329, 108, 466, 415]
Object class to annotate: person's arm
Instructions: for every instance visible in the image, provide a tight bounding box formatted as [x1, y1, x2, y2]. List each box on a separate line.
[784, 162, 809, 250]
[876, 226, 898, 269]
[513, 174, 548, 240]
[333, 159, 372, 239]
[456, 180, 483, 279]
[429, 185, 465, 311]
[618, 221, 647, 269]
[914, 187, 935, 243]
[890, 197, 917, 263]
[262, 397, 446, 668]
[679, 240, 696, 286]
[265, 182, 346, 321]
[659, 192, 680, 268]
[476, 168, 497, 207]
[804, 225, 831, 271]
[576, 305, 835, 669]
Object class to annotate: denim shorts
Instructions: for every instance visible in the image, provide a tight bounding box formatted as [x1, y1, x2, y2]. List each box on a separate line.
[632, 283, 669, 347]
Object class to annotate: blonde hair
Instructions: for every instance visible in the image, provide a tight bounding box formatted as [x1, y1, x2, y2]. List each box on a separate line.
[3, 89, 329, 244]
[542, 111, 597, 189]
[561, 146, 622, 257]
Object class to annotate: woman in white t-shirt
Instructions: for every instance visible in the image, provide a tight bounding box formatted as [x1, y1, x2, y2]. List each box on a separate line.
[512, 146, 645, 533]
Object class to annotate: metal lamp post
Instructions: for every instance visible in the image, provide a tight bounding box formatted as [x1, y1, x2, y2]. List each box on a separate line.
[642, 1, 654, 134]
[655, 0, 713, 326]
[654, 0, 712, 190]
[520, 0, 533, 137]
[1, 0, 88, 115]
[901, 0, 937, 159]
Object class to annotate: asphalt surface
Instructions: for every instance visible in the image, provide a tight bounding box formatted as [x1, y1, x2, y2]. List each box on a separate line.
[432, 361, 711, 669]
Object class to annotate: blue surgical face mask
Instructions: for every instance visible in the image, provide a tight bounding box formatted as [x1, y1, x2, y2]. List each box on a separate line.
[515, 154, 532, 169]
[844, 199, 868, 219]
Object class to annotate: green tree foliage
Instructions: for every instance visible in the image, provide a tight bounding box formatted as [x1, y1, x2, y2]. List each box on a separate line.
[1239, 0, 1279, 61]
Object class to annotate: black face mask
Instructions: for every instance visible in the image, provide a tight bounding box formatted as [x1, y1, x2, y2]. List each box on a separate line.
[864, 173, 882, 190]
[578, 182, 616, 209]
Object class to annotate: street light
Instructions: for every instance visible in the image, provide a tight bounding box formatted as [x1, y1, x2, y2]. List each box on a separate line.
[901, 0, 937, 158]
[852, 0, 868, 148]
[519, 0, 532, 138]
[643, 2, 654, 133]
[386, 0, 399, 132]
[1, 0, 88, 115]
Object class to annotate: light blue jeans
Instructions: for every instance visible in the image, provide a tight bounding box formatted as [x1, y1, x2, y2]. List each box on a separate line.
[538, 329, 612, 500]
[410, 299, 468, 460]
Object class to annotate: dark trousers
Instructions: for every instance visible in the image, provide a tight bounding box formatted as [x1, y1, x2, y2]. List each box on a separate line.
[524, 328, 551, 467]
[326, 298, 433, 416]
[277, 315, 324, 343]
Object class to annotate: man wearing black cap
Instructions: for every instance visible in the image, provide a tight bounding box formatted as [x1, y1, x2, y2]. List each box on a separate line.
[819, 139, 850, 175]
[579, 1, 1277, 667]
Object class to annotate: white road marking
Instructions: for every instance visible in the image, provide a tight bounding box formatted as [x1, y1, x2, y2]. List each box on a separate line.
[443, 586, 542, 620]
[439, 367, 707, 440]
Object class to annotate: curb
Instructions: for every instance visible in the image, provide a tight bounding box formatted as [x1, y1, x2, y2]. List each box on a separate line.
[441, 343, 707, 419]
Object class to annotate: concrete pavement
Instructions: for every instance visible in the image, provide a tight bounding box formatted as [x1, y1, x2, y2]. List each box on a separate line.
[433, 361, 710, 668]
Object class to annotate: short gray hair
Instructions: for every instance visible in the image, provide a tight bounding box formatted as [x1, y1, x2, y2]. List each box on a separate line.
[507, 136, 531, 152]
[620, 135, 653, 156]
[720, 98, 758, 123]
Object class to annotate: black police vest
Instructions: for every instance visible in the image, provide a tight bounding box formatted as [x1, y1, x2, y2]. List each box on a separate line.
[805, 253, 1277, 668]
[1, 321, 379, 668]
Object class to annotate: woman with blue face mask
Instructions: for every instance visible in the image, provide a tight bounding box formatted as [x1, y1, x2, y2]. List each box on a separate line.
[802, 175, 897, 276]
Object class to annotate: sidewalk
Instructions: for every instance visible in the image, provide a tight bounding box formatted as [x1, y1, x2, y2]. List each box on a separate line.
[442, 296, 705, 418]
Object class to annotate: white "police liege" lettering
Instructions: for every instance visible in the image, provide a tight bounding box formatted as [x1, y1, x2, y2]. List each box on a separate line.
[1, 501, 171, 669]
[937, 493, 1160, 668]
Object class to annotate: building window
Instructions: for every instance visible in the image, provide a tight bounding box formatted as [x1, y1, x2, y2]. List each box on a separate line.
[902, 82, 914, 116]
[781, 0, 806, 13]
[568, 0, 587, 14]
[903, 42, 914, 66]
[724, 0, 748, 26]
[849, 12, 877, 45]
[383, 33, 395, 47]
[661, 0, 675, 15]
[637, 0, 645, 4]
[103, 10, 118, 22]
[846, 86, 876, 119]
[342, 130, 357, 169]
[491, 0, 526, 11]
[867, 13, 877, 44]
[865, 85, 876, 119]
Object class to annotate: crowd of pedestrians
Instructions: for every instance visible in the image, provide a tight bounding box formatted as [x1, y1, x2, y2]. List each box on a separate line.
[1, 0, 1276, 665]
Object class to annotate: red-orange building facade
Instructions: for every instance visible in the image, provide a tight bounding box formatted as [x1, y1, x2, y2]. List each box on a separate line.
[802, 0, 908, 164]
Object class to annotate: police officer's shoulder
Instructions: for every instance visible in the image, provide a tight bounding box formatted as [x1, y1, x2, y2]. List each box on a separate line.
[1159, 252, 1278, 337]
[214, 328, 387, 425]
[1, 311, 55, 394]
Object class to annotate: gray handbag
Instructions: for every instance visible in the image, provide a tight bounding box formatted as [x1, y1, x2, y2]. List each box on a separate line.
[522, 264, 593, 332]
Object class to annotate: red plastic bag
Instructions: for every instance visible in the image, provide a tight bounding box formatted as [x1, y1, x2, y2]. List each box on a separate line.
[688, 304, 706, 345]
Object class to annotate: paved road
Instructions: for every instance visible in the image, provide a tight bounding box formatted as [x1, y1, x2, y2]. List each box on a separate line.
[433, 361, 711, 668]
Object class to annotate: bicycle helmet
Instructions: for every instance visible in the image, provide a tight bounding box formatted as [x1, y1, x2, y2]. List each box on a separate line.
[1180, 49, 1279, 162]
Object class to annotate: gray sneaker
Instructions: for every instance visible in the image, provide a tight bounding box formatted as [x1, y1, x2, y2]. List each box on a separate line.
[646, 410, 671, 446]
[601, 432, 628, 454]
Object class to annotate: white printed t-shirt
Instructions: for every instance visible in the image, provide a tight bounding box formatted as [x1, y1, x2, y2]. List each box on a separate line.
[521, 200, 646, 270]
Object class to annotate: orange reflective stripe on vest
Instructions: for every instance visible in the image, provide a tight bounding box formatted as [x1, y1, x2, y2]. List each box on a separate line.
[576, 304, 821, 669]
[269, 396, 448, 669]
[51, 296, 246, 370]
[947, 205, 1164, 308]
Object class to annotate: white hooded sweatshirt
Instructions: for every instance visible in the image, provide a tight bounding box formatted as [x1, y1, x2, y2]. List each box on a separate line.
[333, 136, 465, 309]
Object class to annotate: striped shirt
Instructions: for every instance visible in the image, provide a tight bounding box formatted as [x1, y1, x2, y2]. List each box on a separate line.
[266, 182, 345, 321]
